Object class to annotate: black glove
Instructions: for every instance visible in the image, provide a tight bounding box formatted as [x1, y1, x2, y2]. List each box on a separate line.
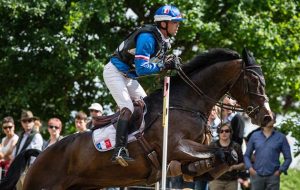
[164, 54, 181, 70]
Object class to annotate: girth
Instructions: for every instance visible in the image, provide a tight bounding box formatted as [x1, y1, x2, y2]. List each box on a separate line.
[134, 132, 160, 169]
[134, 132, 161, 184]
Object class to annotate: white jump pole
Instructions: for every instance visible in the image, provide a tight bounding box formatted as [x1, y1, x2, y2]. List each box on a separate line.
[161, 76, 170, 190]
[155, 182, 160, 190]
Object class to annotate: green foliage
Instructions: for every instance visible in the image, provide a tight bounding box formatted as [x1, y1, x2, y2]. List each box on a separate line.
[0, 0, 299, 150]
[279, 113, 300, 156]
[281, 169, 300, 190]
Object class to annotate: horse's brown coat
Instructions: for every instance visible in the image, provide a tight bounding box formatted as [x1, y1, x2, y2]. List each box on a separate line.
[20, 49, 272, 190]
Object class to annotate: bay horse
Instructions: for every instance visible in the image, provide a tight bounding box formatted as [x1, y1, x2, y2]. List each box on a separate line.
[1, 48, 272, 190]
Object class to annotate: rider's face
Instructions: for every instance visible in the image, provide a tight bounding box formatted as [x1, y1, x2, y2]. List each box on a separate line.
[167, 21, 180, 36]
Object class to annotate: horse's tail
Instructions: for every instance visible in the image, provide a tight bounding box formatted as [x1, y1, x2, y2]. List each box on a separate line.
[0, 149, 41, 190]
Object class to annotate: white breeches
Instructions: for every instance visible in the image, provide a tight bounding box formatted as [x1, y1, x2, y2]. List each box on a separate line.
[103, 62, 147, 113]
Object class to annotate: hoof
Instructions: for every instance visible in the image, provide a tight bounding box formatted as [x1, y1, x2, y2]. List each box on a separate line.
[182, 174, 194, 182]
[167, 160, 182, 177]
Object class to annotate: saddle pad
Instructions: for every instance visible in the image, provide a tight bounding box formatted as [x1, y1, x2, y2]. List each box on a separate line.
[92, 124, 140, 152]
[92, 104, 146, 152]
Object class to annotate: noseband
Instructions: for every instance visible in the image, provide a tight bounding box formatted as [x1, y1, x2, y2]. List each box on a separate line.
[240, 64, 269, 116]
[176, 59, 268, 116]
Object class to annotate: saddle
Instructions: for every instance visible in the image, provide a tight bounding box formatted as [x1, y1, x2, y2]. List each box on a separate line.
[92, 100, 145, 133]
[92, 100, 161, 182]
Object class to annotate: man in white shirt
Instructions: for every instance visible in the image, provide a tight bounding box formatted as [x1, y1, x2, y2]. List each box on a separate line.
[208, 106, 221, 141]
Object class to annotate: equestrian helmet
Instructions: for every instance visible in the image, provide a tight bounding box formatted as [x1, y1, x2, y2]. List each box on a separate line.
[154, 5, 184, 22]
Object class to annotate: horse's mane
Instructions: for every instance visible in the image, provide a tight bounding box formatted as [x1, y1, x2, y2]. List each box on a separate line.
[181, 48, 241, 74]
[145, 48, 241, 104]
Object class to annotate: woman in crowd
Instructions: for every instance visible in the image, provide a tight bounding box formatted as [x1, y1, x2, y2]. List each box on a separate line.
[43, 118, 63, 150]
[0, 116, 19, 178]
[209, 122, 245, 190]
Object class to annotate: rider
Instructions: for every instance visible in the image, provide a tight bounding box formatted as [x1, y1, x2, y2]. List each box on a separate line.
[103, 5, 184, 166]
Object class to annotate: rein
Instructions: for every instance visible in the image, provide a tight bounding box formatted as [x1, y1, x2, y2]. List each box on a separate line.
[169, 106, 208, 122]
[175, 59, 267, 116]
[176, 61, 244, 112]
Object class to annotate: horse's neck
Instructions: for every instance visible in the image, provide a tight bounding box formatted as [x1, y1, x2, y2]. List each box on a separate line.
[145, 60, 242, 116]
[177, 60, 242, 114]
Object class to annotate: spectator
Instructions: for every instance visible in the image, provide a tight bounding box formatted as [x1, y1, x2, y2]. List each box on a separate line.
[222, 96, 245, 146]
[0, 116, 19, 178]
[103, 4, 184, 165]
[244, 113, 292, 190]
[87, 103, 103, 129]
[75, 111, 89, 133]
[43, 118, 64, 150]
[33, 117, 42, 132]
[209, 123, 245, 190]
[13, 110, 44, 190]
[208, 105, 221, 142]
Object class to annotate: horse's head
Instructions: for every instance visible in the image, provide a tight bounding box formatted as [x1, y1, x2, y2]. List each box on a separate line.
[230, 48, 273, 127]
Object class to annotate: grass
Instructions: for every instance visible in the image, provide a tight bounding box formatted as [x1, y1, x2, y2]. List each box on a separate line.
[281, 169, 300, 190]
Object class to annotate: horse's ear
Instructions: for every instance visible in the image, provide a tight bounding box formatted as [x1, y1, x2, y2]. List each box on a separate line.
[242, 47, 257, 66]
[242, 47, 266, 86]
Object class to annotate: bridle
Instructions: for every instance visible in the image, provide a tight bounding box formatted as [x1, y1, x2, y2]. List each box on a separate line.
[240, 64, 269, 116]
[176, 59, 268, 117]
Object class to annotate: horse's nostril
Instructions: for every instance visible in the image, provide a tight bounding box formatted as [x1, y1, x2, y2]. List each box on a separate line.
[263, 115, 272, 124]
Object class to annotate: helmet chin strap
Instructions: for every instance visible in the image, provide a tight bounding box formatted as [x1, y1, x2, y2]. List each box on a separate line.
[159, 21, 172, 38]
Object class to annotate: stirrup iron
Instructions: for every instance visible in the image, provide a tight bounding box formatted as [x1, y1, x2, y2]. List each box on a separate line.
[115, 147, 129, 167]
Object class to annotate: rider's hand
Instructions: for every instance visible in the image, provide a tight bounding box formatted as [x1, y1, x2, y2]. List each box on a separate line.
[164, 54, 181, 70]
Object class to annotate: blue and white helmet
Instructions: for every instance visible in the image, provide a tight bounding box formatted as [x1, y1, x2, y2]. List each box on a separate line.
[154, 5, 184, 22]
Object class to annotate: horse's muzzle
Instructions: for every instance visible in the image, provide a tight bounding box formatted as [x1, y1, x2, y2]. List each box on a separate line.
[262, 115, 273, 127]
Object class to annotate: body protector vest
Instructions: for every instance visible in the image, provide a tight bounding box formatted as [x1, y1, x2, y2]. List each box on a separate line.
[112, 24, 170, 70]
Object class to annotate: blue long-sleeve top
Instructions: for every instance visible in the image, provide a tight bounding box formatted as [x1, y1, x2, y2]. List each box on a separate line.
[111, 32, 164, 79]
[244, 129, 292, 175]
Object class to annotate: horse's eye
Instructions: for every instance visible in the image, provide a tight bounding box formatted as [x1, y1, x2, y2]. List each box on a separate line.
[247, 106, 253, 113]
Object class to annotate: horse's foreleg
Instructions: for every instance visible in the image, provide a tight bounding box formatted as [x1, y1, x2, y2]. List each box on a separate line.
[174, 139, 219, 161]
[167, 139, 219, 178]
[168, 139, 232, 180]
[168, 159, 230, 183]
[206, 163, 230, 179]
[168, 157, 215, 177]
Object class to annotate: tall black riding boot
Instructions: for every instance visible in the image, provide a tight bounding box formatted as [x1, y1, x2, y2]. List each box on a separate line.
[112, 107, 134, 167]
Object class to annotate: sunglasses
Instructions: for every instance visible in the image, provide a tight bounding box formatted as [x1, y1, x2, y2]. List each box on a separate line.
[89, 109, 100, 113]
[22, 119, 33, 123]
[48, 126, 60, 130]
[3, 126, 13, 130]
[220, 129, 230, 134]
